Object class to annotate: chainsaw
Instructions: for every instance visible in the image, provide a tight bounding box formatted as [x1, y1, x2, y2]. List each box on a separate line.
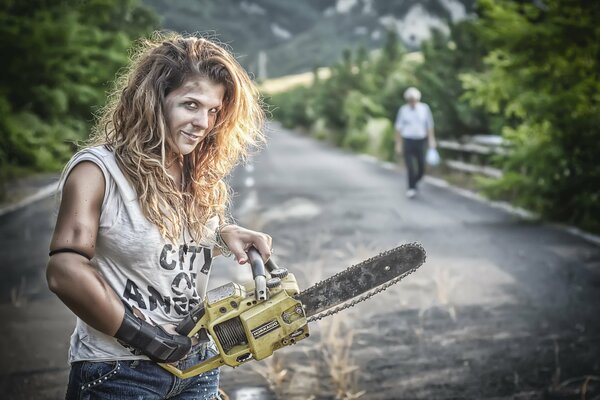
[160, 242, 426, 378]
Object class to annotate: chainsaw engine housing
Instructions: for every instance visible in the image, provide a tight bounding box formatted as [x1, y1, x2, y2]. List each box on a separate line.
[160, 272, 309, 378]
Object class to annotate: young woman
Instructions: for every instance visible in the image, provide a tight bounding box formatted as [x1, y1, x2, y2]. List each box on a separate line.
[46, 33, 272, 399]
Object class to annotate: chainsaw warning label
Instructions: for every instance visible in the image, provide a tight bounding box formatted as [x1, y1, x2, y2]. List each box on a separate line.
[251, 319, 280, 339]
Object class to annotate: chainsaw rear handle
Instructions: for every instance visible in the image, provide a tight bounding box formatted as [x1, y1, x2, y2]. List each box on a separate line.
[247, 247, 267, 300]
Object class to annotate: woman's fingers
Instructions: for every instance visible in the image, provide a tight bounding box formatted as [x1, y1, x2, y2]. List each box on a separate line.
[220, 225, 272, 265]
[253, 233, 272, 262]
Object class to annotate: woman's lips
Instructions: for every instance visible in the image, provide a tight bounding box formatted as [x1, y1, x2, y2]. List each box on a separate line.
[181, 130, 200, 140]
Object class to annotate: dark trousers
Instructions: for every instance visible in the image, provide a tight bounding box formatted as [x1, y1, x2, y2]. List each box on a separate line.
[403, 138, 427, 189]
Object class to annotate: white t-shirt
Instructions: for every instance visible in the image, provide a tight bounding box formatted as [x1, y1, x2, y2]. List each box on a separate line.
[394, 102, 434, 140]
[59, 146, 218, 362]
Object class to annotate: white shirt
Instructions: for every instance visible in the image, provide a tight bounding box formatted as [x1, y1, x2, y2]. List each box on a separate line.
[59, 146, 218, 362]
[394, 102, 434, 140]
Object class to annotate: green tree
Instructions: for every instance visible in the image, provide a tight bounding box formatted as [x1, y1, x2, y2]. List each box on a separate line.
[461, 0, 600, 232]
[0, 0, 158, 192]
[416, 22, 493, 138]
[364, 30, 408, 119]
[374, 29, 403, 85]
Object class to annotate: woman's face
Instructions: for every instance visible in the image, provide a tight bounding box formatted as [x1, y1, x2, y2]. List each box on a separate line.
[164, 76, 225, 156]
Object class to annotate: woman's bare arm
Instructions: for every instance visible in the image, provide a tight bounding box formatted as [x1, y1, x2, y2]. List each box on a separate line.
[46, 161, 124, 335]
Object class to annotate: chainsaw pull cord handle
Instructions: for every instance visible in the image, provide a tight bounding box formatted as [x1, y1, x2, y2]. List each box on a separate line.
[247, 246, 268, 301]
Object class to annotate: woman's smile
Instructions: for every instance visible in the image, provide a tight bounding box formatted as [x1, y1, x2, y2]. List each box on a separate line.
[180, 130, 201, 141]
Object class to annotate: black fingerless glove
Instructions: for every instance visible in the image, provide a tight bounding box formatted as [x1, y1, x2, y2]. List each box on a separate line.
[114, 300, 192, 363]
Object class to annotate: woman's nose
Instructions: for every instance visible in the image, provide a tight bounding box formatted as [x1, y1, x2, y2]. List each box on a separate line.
[191, 112, 209, 129]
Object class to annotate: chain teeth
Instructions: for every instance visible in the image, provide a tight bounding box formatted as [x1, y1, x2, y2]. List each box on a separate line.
[301, 242, 426, 323]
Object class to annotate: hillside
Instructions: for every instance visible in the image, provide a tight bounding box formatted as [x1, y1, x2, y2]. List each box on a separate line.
[143, 0, 474, 78]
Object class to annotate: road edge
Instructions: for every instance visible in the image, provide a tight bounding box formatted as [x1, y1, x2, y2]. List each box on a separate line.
[361, 154, 600, 247]
[0, 181, 59, 218]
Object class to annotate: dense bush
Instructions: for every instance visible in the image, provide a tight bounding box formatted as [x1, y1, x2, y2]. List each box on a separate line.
[461, 0, 600, 232]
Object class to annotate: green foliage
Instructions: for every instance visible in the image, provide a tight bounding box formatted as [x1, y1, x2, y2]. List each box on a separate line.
[265, 30, 408, 152]
[267, 86, 313, 131]
[416, 23, 494, 138]
[0, 0, 158, 187]
[341, 91, 388, 155]
[461, 0, 600, 232]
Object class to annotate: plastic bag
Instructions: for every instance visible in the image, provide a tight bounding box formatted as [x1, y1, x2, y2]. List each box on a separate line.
[426, 148, 441, 166]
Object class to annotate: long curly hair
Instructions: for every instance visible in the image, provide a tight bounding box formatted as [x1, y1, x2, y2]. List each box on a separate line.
[88, 32, 265, 244]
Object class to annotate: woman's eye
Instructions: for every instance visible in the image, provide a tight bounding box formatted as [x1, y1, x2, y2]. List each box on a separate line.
[209, 108, 220, 114]
[184, 102, 197, 110]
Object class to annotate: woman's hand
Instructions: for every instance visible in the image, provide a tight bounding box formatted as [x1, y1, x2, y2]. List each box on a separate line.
[219, 224, 272, 265]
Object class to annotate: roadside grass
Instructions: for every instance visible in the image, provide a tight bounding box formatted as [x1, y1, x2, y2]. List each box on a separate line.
[250, 353, 288, 398]
[317, 315, 366, 399]
[426, 163, 482, 193]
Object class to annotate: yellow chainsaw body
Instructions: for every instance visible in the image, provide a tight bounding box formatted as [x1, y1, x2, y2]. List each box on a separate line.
[160, 273, 309, 379]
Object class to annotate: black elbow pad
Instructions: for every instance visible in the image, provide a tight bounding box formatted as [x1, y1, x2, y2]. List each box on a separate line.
[114, 300, 191, 363]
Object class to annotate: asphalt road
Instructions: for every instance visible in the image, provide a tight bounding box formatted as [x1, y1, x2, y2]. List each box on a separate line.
[1, 122, 599, 399]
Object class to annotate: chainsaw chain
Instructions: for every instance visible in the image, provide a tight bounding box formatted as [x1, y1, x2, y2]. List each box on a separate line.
[302, 242, 426, 323]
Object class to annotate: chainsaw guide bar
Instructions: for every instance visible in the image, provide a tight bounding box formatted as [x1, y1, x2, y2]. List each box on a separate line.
[296, 242, 426, 322]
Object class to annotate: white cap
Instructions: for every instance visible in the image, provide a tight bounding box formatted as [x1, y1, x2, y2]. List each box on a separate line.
[404, 87, 421, 101]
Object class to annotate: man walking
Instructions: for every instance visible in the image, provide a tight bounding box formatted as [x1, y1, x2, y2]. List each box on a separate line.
[394, 87, 437, 198]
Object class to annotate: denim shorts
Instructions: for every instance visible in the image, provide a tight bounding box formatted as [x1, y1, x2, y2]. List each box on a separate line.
[65, 341, 221, 400]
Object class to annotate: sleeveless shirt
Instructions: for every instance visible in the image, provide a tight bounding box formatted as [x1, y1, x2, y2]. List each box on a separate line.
[59, 146, 216, 362]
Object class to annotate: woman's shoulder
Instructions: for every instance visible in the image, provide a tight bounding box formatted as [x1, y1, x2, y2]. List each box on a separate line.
[72, 145, 114, 160]
[65, 145, 119, 173]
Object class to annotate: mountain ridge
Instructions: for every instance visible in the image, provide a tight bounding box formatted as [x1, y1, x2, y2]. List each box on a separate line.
[143, 0, 475, 78]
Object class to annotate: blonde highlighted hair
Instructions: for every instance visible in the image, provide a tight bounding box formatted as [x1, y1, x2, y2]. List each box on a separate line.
[89, 32, 265, 243]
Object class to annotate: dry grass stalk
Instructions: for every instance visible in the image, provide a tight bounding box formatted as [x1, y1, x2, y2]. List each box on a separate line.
[250, 352, 288, 397]
[553, 374, 600, 398]
[318, 315, 366, 399]
[431, 267, 458, 321]
[217, 388, 230, 400]
[413, 266, 459, 323]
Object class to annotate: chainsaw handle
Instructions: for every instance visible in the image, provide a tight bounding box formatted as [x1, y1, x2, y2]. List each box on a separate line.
[247, 246, 266, 277]
[265, 258, 279, 273]
[247, 247, 267, 301]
